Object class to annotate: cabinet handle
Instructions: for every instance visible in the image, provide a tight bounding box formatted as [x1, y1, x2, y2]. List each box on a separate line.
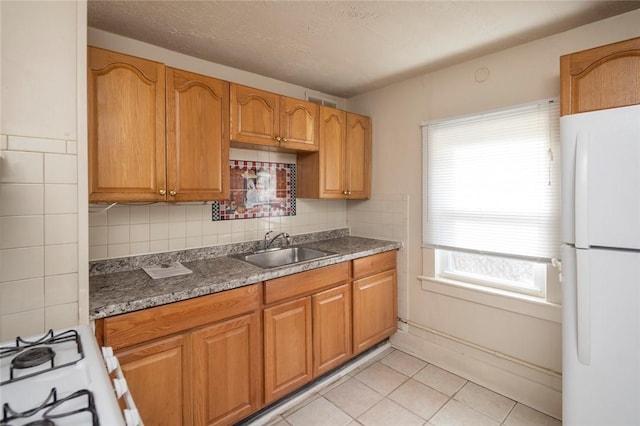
[342, 190, 348, 196]
[348, 191, 352, 195]
[159, 189, 166, 195]
[169, 190, 177, 196]
[275, 136, 282, 142]
[282, 137, 288, 143]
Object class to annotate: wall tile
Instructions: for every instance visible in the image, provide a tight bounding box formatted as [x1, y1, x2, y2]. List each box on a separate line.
[44, 153, 77, 183]
[149, 240, 168, 253]
[0, 278, 44, 314]
[129, 205, 150, 224]
[44, 214, 77, 245]
[168, 205, 186, 222]
[108, 243, 129, 258]
[168, 238, 186, 250]
[186, 221, 202, 238]
[149, 204, 168, 223]
[89, 245, 107, 260]
[44, 243, 77, 275]
[0, 135, 7, 150]
[89, 226, 107, 246]
[0, 183, 44, 216]
[88, 210, 107, 226]
[130, 223, 150, 242]
[0, 309, 45, 341]
[108, 224, 129, 244]
[130, 241, 150, 255]
[66, 140, 77, 154]
[45, 302, 78, 330]
[168, 222, 186, 239]
[185, 205, 202, 221]
[107, 206, 129, 225]
[150, 222, 169, 240]
[186, 236, 202, 249]
[0, 151, 43, 183]
[44, 184, 77, 214]
[0, 215, 44, 248]
[0, 246, 44, 282]
[7, 136, 66, 154]
[44, 273, 78, 306]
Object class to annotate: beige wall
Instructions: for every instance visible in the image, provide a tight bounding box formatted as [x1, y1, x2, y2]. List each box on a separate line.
[347, 9, 640, 419]
[0, 1, 87, 340]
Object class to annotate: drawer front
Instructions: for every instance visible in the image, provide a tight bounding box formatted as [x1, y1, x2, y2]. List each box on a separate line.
[103, 284, 260, 350]
[352, 251, 397, 279]
[264, 262, 349, 305]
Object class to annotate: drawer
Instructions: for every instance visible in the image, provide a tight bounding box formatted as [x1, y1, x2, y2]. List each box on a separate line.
[102, 284, 260, 350]
[265, 262, 349, 305]
[352, 251, 397, 279]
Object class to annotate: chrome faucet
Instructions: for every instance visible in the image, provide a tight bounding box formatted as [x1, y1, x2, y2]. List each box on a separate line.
[263, 231, 291, 251]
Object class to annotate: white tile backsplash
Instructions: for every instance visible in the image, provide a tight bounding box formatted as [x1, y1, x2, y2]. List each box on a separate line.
[0, 246, 45, 282]
[44, 153, 77, 183]
[0, 215, 44, 249]
[45, 184, 77, 214]
[0, 183, 44, 216]
[7, 135, 66, 154]
[0, 278, 44, 315]
[44, 214, 78, 245]
[44, 273, 78, 306]
[0, 309, 45, 341]
[44, 243, 77, 276]
[0, 150, 43, 183]
[45, 302, 78, 330]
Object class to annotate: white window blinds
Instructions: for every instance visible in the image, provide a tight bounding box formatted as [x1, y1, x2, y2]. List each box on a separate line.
[422, 100, 560, 261]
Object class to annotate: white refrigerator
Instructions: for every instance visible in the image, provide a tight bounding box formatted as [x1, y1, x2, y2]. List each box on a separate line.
[561, 103, 640, 425]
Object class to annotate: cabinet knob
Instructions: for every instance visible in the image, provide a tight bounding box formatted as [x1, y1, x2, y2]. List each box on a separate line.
[348, 191, 352, 195]
[282, 137, 288, 143]
[275, 136, 282, 142]
[159, 189, 166, 195]
[342, 190, 348, 196]
[169, 190, 177, 196]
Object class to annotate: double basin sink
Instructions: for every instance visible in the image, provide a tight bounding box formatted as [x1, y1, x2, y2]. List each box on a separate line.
[231, 247, 336, 269]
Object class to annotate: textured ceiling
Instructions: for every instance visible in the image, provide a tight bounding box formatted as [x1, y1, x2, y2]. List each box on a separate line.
[88, 1, 640, 98]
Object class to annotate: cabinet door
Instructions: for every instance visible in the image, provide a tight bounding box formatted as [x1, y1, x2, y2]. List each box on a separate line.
[230, 84, 280, 147]
[346, 112, 371, 199]
[263, 297, 313, 403]
[280, 97, 320, 152]
[88, 47, 166, 202]
[166, 68, 229, 202]
[560, 37, 640, 116]
[117, 334, 191, 426]
[192, 313, 261, 426]
[318, 106, 347, 198]
[313, 284, 352, 376]
[353, 269, 397, 354]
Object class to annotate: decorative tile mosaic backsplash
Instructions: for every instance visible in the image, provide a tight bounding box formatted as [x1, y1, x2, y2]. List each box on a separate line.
[212, 160, 296, 221]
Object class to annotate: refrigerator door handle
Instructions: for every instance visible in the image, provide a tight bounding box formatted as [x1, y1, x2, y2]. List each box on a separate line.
[576, 249, 591, 365]
[575, 131, 589, 249]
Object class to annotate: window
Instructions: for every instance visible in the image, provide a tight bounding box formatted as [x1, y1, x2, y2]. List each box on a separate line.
[422, 100, 560, 296]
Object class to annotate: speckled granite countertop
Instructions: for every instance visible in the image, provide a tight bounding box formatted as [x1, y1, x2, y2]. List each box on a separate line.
[89, 232, 401, 320]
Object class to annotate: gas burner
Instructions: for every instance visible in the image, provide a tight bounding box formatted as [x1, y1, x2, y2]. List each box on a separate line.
[12, 347, 55, 370]
[1, 388, 99, 426]
[0, 330, 84, 385]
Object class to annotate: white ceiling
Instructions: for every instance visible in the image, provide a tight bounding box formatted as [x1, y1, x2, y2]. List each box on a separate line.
[88, 1, 640, 98]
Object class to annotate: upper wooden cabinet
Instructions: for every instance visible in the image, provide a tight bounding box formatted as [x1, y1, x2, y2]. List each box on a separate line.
[230, 83, 319, 152]
[88, 47, 229, 202]
[166, 67, 229, 202]
[88, 47, 166, 202]
[560, 37, 640, 116]
[297, 106, 371, 199]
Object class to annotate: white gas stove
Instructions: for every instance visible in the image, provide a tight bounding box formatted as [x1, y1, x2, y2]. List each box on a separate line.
[0, 325, 140, 426]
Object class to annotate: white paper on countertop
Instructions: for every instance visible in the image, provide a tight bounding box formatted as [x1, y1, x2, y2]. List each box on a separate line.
[143, 262, 193, 279]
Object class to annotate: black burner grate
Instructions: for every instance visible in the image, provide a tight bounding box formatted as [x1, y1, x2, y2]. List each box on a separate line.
[1, 387, 99, 426]
[0, 329, 84, 385]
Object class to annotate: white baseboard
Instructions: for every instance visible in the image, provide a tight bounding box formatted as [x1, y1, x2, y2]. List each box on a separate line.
[391, 325, 562, 420]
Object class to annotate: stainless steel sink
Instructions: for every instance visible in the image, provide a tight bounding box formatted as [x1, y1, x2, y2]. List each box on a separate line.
[231, 247, 336, 269]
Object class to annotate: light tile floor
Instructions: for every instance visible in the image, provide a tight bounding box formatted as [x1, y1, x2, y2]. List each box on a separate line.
[256, 348, 561, 426]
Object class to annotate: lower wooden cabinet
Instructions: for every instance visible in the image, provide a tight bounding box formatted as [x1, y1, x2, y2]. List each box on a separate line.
[263, 297, 313, 404]
[192, 313, 261, 426]
[313, 283, 352, 376]
[352, 252, 398, 354]
[117, 334, 191, 426]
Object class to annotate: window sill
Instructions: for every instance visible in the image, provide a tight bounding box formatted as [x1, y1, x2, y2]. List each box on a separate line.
[417, 275, 561, 323]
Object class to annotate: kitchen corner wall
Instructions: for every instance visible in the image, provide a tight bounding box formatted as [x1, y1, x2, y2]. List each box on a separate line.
[88, 149, 347, 260]
[0, 1, 87, 340]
